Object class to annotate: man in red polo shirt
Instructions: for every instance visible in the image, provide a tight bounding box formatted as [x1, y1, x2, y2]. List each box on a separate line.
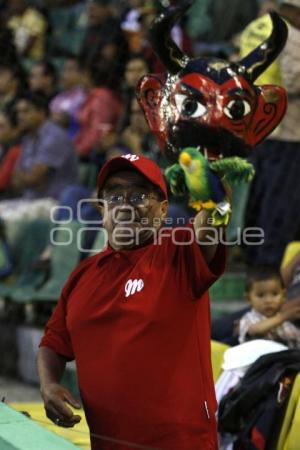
[38, 154, 227, 450]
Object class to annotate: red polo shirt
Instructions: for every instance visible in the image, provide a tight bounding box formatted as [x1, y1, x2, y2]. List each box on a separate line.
[40, 226, 226, 450]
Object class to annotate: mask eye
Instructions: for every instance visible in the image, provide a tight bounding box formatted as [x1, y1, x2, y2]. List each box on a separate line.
[224, 99, 251, 120]
[175, 94, 207, 119]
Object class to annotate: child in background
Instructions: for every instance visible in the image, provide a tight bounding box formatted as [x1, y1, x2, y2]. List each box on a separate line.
[239, 267, 300, 348]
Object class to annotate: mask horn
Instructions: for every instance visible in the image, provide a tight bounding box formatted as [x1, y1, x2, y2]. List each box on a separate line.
[149, 1, 192, 74]
[240, 11, 288, 82]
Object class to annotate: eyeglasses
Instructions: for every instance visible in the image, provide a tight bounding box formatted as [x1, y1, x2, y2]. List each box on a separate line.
[101, 192, 158, 207]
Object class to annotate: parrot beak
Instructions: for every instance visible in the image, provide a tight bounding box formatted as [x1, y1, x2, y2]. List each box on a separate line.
[179, 151, 192, 168]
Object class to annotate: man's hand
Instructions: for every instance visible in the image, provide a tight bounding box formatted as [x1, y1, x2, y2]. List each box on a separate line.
[41, 382, 82, 428]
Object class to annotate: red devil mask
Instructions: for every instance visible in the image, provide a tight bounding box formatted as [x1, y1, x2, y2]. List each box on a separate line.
[137, 2, 288, 162]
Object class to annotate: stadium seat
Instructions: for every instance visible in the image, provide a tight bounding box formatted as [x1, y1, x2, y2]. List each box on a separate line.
[211, 340, 229, 382]
[28, 221, 85, 303]
[210, 272, 246, 320]
[48, 4, 86, 58]
[0, 219, 51, 299]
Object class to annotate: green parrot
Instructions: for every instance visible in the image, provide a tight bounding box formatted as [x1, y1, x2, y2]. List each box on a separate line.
[165, 147, 255, 225]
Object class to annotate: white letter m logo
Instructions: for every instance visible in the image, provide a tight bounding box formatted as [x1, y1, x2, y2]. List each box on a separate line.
[125, 279, 144, 298]
[122, 154, 139, 162]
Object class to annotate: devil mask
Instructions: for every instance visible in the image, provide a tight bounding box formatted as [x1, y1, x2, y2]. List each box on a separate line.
[137, 2, 288, 162]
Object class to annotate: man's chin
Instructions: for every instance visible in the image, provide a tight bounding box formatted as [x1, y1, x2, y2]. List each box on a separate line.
[113, 222, 141, 233]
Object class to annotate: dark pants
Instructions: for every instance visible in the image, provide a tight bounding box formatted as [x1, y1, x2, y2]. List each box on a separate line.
[244, 139, 300, 267]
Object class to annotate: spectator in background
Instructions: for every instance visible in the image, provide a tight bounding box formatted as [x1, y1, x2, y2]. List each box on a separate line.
[120, 3, 156, 54]
[118, 54, 150, 132]
[50, 57, 87, 137]
[7, 0, 47, 61]
[97, 96, 159, 161]
[29, 60, 57, 101]
[239, 267, 300, 348]
[0, 108, 21, 197]
[13, 91, 78, 200]
[121, 4, 192, 73]
[124, 54, 150, 92]
[80, 0, 128, 79]
[280, 246, 300, 328]
[117, 97, 162, 164]
[282, 249, 300, 302]
[186, 0, 258, 43]
[212, 254, 300, 346]
[44, 0, 86, 60]
[74, 56, 123, 160]
[0, 63, 27, 110]
[243, 0, 300, 266]
[0, 12, 18, 68]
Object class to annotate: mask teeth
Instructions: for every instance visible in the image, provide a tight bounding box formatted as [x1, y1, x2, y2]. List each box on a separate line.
[203, 147, 208, 159]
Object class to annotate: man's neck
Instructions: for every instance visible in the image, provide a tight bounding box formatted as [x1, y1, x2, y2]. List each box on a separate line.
[109, 232, 155, 252]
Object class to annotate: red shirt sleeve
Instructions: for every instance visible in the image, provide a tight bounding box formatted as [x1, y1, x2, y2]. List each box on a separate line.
[0, 145, 21, 191]
[39, 290, 75, 360]
[169, 225, 226, 299]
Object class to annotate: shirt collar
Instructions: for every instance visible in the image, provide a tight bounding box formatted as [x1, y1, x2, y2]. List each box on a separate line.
[97, 239, 154, 266]
[96, 244, 115, 265]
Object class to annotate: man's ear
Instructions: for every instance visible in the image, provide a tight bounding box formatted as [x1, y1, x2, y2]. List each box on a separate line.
[96, 199, 104, 216]
[160, 200, 169, 220]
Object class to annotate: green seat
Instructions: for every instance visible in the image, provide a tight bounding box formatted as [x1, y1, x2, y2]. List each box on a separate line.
[0, 219, 51, 298]
[29, 221, 85, 303]
[210, 272, 246, 320]
[12, 224, 107, 304]
[8, 270, 49, 303]
[79, 162, 99, 190]
[31, 226, 107, 302]
[49, 5, 86, 57]
[210, 273, 246, 301]
[10, 219, 52, 273]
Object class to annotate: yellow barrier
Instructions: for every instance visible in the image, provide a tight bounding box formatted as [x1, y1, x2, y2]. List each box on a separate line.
[10, 403, 90, 450]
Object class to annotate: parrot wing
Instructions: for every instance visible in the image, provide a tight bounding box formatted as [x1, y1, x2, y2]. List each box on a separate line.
[210, 157, 255, 184]
[165, 164, 188, 196]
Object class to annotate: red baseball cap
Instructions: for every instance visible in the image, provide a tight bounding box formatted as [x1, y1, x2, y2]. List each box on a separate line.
[97, 154, 168, 199]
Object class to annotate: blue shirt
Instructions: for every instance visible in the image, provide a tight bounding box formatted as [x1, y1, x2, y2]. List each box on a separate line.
[17, 120, 78, 200]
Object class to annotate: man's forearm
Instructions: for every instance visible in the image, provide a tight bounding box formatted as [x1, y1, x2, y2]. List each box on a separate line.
[193, 209, 225, 265]
[37, 347, 67, 390]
